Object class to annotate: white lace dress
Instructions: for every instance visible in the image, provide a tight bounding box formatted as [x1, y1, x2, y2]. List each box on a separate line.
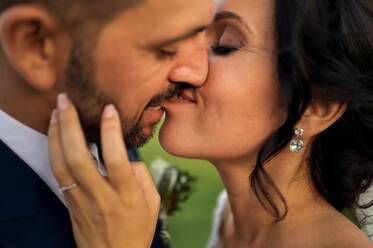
[206, 189, 373, 248]
[356, 186, 373, 239]
[206, 191, 228, 248]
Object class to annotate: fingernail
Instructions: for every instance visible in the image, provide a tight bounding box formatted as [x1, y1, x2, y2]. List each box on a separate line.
[103, 104, 118, 119]
[50, 109, 58, 125]
[57, 93, 70, 110]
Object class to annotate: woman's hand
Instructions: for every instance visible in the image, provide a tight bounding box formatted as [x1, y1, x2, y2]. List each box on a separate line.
[48, 94, 160, 248]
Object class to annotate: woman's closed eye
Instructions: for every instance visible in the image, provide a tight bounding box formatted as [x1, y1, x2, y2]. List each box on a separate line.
[209, 24, 246, 56]
[211, 44, 239, 56]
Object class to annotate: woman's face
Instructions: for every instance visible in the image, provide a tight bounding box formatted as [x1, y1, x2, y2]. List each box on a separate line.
[160, 0, 285, 162]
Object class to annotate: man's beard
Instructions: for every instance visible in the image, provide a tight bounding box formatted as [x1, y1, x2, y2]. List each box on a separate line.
[64, 41, 176, 149]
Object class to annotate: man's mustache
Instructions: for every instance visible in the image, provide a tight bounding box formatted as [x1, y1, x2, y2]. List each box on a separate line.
[146, 85, 181, 108]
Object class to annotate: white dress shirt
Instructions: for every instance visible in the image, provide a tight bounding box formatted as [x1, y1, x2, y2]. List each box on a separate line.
[0, 109, 106, 206]
[0, 109, 67, 204]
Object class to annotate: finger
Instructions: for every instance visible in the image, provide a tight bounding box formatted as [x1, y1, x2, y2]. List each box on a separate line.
[131, 162, 161, 242]
[131, 162, 161, 215]
[48, 109, 85, 205]
[57, 93, 112, 197]
[101, 104, 139, 193]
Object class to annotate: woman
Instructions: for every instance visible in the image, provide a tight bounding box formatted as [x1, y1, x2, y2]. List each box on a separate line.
[160, 0, 373, 247]
[48, 0, 373, 247]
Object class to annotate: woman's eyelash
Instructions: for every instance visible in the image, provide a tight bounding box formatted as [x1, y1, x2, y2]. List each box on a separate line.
[211, 45, 239, 56]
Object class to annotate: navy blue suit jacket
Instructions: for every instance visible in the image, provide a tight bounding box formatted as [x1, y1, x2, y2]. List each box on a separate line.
[0, 140, 167, 248]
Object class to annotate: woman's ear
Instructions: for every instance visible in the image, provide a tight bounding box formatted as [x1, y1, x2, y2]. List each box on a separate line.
[298, 101, 347, 138]
[0, 5, 66, 91]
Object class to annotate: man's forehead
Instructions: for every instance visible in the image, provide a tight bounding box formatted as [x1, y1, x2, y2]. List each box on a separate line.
[119, 0, 215, 25]
[144, 0, 215, 11]
[215, 0, 226, 9]
[99, 0, 216, 50]
[116, 0, 214, 38]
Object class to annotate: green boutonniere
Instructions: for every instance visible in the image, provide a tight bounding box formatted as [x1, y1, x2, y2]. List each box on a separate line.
[150, 158, 197, 246]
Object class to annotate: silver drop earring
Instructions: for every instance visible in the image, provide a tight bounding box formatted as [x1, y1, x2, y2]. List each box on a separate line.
[289, 128, 304, 153]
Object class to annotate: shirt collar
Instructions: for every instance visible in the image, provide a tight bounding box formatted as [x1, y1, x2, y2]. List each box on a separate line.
[0, 109, 67, 205]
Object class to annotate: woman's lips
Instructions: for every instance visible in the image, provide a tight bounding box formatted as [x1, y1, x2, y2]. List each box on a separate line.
[179, 89, 196, 102]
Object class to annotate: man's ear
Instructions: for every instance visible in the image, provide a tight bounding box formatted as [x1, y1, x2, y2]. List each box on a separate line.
[0, 5, 66, 91]
[298, 101, 347, 138]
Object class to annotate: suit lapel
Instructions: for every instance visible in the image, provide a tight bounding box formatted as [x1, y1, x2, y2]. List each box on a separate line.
[0, 139, 39, 220]
[0, 139, 168, 248]
[0, 139, 77, 247]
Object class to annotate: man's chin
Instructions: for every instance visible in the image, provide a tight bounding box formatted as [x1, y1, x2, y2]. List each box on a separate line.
[81, 121, 155, 149]
[124, 126, 156, 149]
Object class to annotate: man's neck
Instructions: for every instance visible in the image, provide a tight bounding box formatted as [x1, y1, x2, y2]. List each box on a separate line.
[0, 79, 56, 134]
[0, 105, 50, 134]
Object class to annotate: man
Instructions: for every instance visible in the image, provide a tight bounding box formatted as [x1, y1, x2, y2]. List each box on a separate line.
[0, 0, 215, 247]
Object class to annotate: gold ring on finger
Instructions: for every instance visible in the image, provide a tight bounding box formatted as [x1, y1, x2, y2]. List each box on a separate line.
[60, 183, 78, 193]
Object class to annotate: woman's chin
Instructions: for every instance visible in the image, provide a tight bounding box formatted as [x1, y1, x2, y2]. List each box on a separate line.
[159, 127, 200, 159]
[159, 129, 185, 156]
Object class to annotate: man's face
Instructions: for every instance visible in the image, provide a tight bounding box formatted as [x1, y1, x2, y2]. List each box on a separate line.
[64, 0, 215, 149]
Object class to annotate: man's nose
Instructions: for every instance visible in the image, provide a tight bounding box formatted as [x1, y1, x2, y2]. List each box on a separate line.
[168, 32, 208, 87]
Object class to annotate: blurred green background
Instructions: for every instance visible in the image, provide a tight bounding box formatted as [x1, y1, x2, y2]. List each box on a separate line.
[139, 127, 224, 248]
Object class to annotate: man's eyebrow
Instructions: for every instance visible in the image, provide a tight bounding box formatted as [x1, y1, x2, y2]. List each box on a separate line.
[214, 11, 253, 34]
[147, 25, 208, 48]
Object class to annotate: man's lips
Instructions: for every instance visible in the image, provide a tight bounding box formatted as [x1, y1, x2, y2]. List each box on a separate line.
[142, 106, 165, 125]
[147, 106, 163, 111]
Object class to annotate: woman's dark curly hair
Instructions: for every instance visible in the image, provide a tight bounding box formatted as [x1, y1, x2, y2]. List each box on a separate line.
[251, 0, 373, 221]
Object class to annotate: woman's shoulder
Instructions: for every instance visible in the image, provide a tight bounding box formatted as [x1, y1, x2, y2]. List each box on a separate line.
[324, 229, 372, 248]
[324, 214, 372, 248]
[280, 211, 372, 248]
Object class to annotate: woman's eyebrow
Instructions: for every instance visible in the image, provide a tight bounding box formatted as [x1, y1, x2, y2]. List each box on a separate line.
[214, 11, 253, 35]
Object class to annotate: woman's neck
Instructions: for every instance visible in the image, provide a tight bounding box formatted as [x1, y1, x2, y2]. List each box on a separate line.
[212, 153, 335, 246]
